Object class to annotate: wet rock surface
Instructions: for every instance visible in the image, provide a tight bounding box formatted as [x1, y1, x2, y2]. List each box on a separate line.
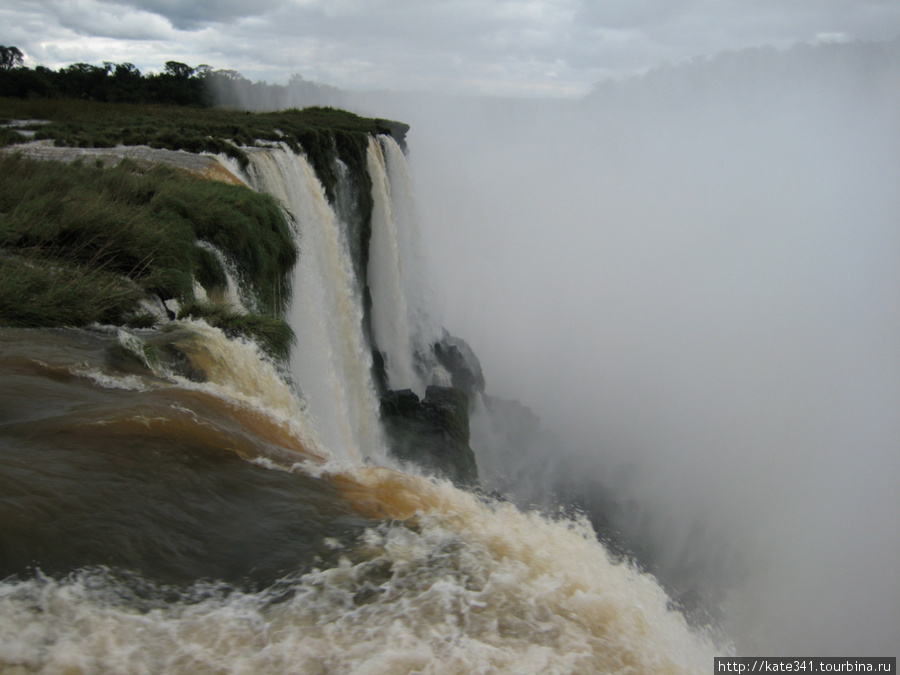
[380, 385, 477, 486]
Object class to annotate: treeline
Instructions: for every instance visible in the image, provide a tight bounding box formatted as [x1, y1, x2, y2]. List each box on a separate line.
[0, 52, 214, 106]
[0, 45, 347, 111]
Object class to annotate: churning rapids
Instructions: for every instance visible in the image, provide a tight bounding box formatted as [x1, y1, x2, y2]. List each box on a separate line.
[0, 136, 725, 673]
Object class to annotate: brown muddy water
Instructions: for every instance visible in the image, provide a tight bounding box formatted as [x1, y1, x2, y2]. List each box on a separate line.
[0, 324, 721, 673]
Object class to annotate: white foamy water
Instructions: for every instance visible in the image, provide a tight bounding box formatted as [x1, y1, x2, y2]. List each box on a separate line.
[156, 320, 322, 453]
[0, 134, 736, 673]
[241, 145, 385, 465]
[0, 467, 725, 675]
[194, 240, 251, 313]
[68, 366, 153, 392]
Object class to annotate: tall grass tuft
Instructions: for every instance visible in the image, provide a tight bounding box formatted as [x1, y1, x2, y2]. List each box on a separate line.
[0, 153, 296, 333]
[0, 255, 141, 327]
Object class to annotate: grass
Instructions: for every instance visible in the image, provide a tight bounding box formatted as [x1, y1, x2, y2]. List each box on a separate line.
[0, 97, 406, 289]
[0, 98, 406, 194]
[0, 97, 410, 359]
[0, 153, 296, 343]
[0, 96, 408, 145]
[0, 255, 141, 327]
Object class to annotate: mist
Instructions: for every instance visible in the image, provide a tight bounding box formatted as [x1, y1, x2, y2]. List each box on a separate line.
[218, 39, 900, 654]
[376, 40, 900, 655]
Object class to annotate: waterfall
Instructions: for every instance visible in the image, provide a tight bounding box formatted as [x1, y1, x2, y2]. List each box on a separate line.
[0, 134, 729, 673]
[366, 137, 420, 393]
[380, 137, 438, 367]
[239, 144, 385, 466]
[366, 136, 441, 395]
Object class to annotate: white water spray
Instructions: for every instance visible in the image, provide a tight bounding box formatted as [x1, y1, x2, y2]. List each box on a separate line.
[0, 467, 726, 673]
[367, 137, 422, 394]
[367, 136, 443, 394]
[241, 145, 385, 465]
[0, 130, 739, 671]
[194, 240, 250, 313]
[379, 136, 436, 353]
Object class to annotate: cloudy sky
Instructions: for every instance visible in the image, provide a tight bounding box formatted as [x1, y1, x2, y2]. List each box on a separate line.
[2, 0, 898, 96]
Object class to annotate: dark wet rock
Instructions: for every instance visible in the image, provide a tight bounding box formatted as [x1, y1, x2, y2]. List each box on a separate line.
[432, 331, 485, 402]
[380, 385, 477, 486]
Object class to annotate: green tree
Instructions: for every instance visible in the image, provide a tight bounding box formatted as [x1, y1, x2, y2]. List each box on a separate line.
[164, 61, 194, 79]
[110, 62, 144, 102]
[58, 62, 111, 99]
[0, 46, 24, 70]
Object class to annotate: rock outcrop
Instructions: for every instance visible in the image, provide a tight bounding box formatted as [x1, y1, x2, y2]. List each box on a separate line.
[380, 385, 477, 486]
[432, 330, 485, 401]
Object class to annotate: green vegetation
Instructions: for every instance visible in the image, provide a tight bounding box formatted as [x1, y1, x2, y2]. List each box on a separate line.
[0, 97, 406, 180]
[111, 330, 162, 371]
[0, 98, 407, 237]
[0, 255, 142, 327]
[0, 53, 410, 361]
[0, 96, 407, 319]
[0, 46, 24, 71]
[0, 153, 296, 356]
[0, 58, 210, 107]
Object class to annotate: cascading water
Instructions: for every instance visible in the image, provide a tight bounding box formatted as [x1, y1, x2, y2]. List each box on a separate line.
[193, 240, 252, 313]
[240, 144, 385, 465]
[367, 138, 425, 396]
[378, 136, 437, 364]
[0, 133, 729, 673]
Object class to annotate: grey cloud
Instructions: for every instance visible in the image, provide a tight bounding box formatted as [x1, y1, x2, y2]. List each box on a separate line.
[94, 0, 284, 30]
[49, 1, 174, 40]
[3, 0, 899, 97]
[574, 0, 698, 29]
